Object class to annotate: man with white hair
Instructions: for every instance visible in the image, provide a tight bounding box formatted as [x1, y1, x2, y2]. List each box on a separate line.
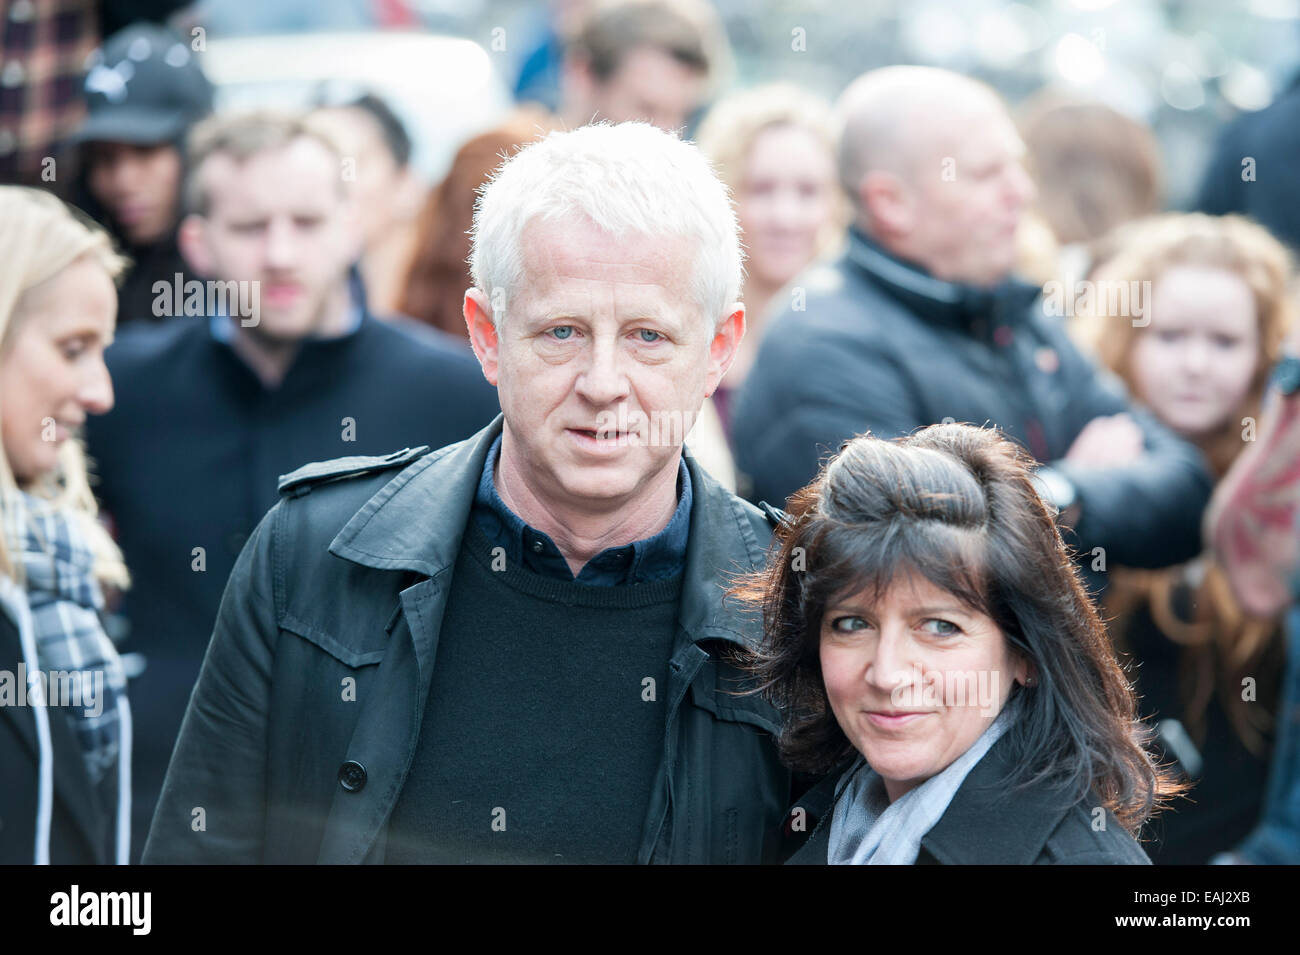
[733, 66, 1212, 590]
[142, 122, 792, 864]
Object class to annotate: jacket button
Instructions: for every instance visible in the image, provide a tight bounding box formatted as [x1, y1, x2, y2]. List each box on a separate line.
[338, 760, 367, 792]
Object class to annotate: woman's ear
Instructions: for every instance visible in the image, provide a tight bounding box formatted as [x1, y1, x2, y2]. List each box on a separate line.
[1015, 655, 1037, 688]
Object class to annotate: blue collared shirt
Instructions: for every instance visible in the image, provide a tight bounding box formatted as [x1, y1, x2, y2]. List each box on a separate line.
[472, 434, 692, 585]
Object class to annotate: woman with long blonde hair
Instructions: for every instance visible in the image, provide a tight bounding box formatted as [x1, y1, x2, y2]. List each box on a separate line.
[0, 186, 131, 864]
[1077, 212, 1294, 862]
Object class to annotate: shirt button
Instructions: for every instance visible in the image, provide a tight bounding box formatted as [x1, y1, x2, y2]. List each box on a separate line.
[531, 539, 544, 554]
[338, 760, 367, 792]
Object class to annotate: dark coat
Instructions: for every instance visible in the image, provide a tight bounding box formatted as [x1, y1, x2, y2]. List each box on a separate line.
[85, 307, 500, 862]
[142, 416, 792, 864]
[731, 229, 1213, 576]
[784, 732, 1152, 865]
[0, 610, 112, 864]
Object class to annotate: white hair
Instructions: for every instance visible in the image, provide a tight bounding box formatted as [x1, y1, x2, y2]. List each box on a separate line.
[469, 121, 743, 327]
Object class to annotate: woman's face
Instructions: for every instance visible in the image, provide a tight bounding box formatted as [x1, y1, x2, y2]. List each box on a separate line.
[0, 256, 117, 485]
[1131, 265, 1260, 439]
[820, 570, 1026, 803]
[736, 123, 837, 293]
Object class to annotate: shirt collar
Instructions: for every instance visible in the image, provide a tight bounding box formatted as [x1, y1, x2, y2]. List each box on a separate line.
[472, 433, 692, 585]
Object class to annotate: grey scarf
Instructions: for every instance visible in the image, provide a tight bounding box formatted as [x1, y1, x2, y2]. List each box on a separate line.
[827, 696, 1021, 865]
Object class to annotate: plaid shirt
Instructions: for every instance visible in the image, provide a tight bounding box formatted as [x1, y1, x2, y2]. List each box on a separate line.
[0, 0, 98, 184]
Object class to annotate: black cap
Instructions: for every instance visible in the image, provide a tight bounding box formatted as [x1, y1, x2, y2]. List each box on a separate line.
[73, 23, 214, 147]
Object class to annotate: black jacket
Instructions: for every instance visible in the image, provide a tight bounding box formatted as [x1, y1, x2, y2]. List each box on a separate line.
[732, 230, 1213, 574]
[85, 308, 500, 862]
[784, 731, 1152, 865]
[142, 416, 792, 864]
[1196, 75, 1300, 252]
[0, 610, 112, 864]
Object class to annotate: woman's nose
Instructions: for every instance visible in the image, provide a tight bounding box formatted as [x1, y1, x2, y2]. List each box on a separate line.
[865, 627, 914, 693]
[79, 356, 115, 415]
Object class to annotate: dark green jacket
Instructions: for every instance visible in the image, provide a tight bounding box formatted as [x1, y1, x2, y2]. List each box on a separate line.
[142, 416, 791, 864]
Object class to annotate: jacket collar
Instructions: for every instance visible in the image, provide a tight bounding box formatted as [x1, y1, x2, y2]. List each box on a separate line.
[328, 414, 771, 650]
[788, 727, 1078, 865]
[844, 227, 1042, 339]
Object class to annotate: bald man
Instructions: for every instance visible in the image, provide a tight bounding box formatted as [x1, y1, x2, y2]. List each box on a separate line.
[731, 66, 1212, 590]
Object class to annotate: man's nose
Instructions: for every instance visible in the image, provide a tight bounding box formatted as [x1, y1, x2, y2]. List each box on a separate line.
[79, 355, 115, 415]
[263, 217, 298, 269]
[574, 336, 630, 406]
[1007, 160, 1036, 208]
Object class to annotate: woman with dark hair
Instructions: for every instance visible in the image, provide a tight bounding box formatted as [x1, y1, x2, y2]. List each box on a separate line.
[737, 422, 1179, 864]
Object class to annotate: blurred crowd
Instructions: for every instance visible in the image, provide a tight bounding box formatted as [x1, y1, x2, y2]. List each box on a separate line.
[3, 0, 1300, 866]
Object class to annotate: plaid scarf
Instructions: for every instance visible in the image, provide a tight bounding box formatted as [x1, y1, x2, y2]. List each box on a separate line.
[1, 488, 126, 785]
[827, 695, 1021, 865]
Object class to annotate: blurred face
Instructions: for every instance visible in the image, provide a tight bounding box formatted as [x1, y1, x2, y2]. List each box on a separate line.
[182, 138, 359, 342]
[1, 257, 116, 485]
[738, 124, 837, 292]
[85, 141, 183, 245]
[466, 216, 741, 510]
[1132, 265, 1260, 439]
[820, 570, 1024, 803]
[588, 45, 706, 133]
[310, 107, 403, 248]
[893, 99, 1034, 286]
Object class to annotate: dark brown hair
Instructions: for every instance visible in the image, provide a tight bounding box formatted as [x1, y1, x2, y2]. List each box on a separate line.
[733, 423, 1182, 833]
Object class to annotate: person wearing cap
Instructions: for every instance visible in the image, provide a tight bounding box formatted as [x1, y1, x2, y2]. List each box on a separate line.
[72, 22, 214, 326]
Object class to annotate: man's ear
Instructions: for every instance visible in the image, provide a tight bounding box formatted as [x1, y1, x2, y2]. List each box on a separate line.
[860, 169, 913, 237]
[176, 214, 211, 276]
[464, 287, 501, 386]
[704, 305, 745, 397]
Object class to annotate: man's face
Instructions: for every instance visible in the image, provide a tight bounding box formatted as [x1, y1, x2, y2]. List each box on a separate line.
[183, 138, 359, 341]
[85, 141, 183, 245]
[467, 216, 741, 511]
[585, 45, 706, 133]
[898, 101, 1035, 287]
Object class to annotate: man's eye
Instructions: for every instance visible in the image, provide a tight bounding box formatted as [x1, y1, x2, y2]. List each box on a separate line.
[636, 329, 663, 343]
[921, 619, 960, 637]
[549, 326, 575, 340]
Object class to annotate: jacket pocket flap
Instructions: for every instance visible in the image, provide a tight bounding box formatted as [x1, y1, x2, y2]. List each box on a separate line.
[689, 657, 782, 736]
[281, 613, 386, 668]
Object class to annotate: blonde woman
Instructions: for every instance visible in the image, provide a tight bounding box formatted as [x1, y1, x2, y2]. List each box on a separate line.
[1077, 212, 1295, 862]
[0, 186, 131, 864]
[689, 84, 845, 493]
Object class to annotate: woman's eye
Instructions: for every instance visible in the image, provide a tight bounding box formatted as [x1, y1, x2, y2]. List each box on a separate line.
[636, 329, 663, 343]
[1212, 335, 1240, 349]
[549, 326, 575, 341]
[921, 618, 960, 637]
[830, 616, 869, 633]
[59, 340, 88, 360]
